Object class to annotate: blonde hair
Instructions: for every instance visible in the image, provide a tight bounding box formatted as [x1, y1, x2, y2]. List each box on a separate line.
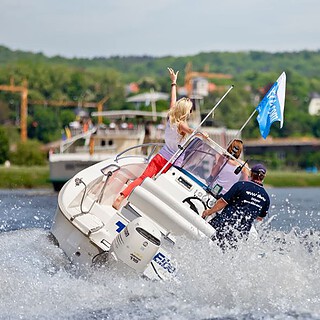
[227, 139, 243, 159]
[168, 97, 192, 126]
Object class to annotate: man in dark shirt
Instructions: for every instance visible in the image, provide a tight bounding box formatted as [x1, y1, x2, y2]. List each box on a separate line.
[202, 163, 270, 248]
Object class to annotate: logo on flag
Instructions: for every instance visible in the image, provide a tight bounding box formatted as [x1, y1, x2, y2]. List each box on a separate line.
[256, 72, 286, 139]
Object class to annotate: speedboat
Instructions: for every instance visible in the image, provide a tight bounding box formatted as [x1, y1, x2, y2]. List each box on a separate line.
[50, 134, 247, 281]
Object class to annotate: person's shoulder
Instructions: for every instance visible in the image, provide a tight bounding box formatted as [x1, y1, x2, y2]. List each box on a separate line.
[236, 180, 248, 186]
[241, 180, 260, 191]
[229, 180, 246, 192]
[254, 183, 270, 200]
[262, 186, 270, 199]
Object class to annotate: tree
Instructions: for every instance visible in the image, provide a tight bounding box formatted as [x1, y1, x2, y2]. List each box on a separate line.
[28, 105, 60, 143]
[0, 126, 9, 164]
[10, 140, 46, 166]
[59, 109, 76, 128]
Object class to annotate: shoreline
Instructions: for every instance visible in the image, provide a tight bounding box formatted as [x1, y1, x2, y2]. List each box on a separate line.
[0, 165, 319, 189]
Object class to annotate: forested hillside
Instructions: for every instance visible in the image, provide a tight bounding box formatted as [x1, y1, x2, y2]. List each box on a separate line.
[2, 46, 320, 78]
[0, 45, 320, 143]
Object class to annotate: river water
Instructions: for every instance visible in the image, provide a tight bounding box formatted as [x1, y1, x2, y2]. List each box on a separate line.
[0, 187, 319, 320]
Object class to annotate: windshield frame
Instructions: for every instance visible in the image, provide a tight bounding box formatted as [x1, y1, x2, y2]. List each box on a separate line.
[174, 136, 245, 191]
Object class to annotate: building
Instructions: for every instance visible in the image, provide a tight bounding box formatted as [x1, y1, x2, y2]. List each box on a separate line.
[191, 77, 209, 97]
[308, 93, 320, 115]
[244, 137, 320, 169]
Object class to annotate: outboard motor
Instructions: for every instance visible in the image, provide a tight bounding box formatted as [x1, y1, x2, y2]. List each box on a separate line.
[109, 217, 161, 272]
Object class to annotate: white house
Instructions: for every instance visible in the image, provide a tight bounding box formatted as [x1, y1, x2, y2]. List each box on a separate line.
[308, 93, 320, 115]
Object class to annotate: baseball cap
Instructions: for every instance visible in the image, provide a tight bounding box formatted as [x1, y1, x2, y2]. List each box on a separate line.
[251, 163, 267, 175]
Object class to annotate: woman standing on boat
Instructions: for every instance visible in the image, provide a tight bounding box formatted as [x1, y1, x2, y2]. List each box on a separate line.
[113, 67, 208, 210]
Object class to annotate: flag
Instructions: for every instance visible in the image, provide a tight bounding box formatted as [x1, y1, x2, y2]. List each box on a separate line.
[65, 126, 72, 139]
[256, 72, 286, 139]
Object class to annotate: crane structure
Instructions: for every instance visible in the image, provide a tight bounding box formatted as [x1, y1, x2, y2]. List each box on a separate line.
[96, 95, 109, 124]
[0, 78, 28, 142]
[184, 62, 233, 97]
[0, 77, 110, 141]
[29, 95, 109, 125]
[29, 99, 97, 108]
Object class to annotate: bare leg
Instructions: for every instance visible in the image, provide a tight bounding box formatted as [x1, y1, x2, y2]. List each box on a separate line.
[112, 193, 126, 210]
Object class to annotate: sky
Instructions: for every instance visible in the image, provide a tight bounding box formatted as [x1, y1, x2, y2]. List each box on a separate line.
[1, 0, 319, 59]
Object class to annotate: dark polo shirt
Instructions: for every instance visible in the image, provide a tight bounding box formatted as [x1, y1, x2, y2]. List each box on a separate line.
[209, 180, 270, 237]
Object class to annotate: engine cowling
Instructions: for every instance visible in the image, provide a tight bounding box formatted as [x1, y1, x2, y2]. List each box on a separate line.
[109, 217, 161, 272]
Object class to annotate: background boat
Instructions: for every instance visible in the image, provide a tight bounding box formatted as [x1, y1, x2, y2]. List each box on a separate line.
[49, 110, 167, 191]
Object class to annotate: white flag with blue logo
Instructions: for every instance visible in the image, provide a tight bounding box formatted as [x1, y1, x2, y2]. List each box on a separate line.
[256, 72, 286, 139]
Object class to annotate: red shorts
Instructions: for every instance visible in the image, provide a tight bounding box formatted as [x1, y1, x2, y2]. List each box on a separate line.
[121, 154, 172, 198]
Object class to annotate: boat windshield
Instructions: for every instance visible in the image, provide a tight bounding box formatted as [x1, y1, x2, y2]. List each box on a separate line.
[176, 137, 236, 191]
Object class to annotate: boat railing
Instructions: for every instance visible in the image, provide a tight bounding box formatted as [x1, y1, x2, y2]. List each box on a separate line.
[103, 127, 143, 135]
[60, 128, 96, 153]
[115, 142, 164, 163]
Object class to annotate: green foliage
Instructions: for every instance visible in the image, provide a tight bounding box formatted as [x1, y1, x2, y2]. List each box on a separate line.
[27, 105, 60, 142]
[207, 87, 252, 130]
[249, 150, 320, 171]
[310, 117, 320, 137]
[10, 140, 47, 166]
[299, 151, 320, 168]
[60, 109, 77, 128]
[1, 126, 20, 143]
[0, 165, 318, 189]
[0, 165, 50, 189]
[1, 46, 320, 144]
[0, 126, 9, 164]
[0, 101, 10, 123]
[265, 170, 320, 187]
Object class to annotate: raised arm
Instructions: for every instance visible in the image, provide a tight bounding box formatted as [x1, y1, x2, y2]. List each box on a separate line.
[167, 67, 179, 109]
[178, 121, 209, 140]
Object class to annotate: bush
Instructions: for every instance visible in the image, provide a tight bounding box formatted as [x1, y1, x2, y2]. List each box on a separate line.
[0, 126, 9, 164]
[10, 140, 47, 166]
[0, 166, 50, 188]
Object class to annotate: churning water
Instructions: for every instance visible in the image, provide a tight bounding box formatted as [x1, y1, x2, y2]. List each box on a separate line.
[0, 188, 319, 320]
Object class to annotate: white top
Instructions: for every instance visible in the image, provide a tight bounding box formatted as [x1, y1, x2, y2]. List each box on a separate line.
[215, 161, 241, 194]
[159, 121, 187, 166]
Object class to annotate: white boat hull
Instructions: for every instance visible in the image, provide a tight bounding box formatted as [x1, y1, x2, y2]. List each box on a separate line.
[50, 138, 256, 280]
[51, 143, 184, 280]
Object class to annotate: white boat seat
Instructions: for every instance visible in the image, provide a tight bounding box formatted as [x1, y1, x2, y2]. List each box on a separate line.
[98, 170, 137, 205]
[73, 213, 104, 235]
[99, 177, 129, 205]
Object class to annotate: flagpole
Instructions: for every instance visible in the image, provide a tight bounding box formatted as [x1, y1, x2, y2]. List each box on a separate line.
[217, 108, 257, 178]
[196, 85, 234, 130]
[154, 85, 234, 179]
[233, 109, 257, 140]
